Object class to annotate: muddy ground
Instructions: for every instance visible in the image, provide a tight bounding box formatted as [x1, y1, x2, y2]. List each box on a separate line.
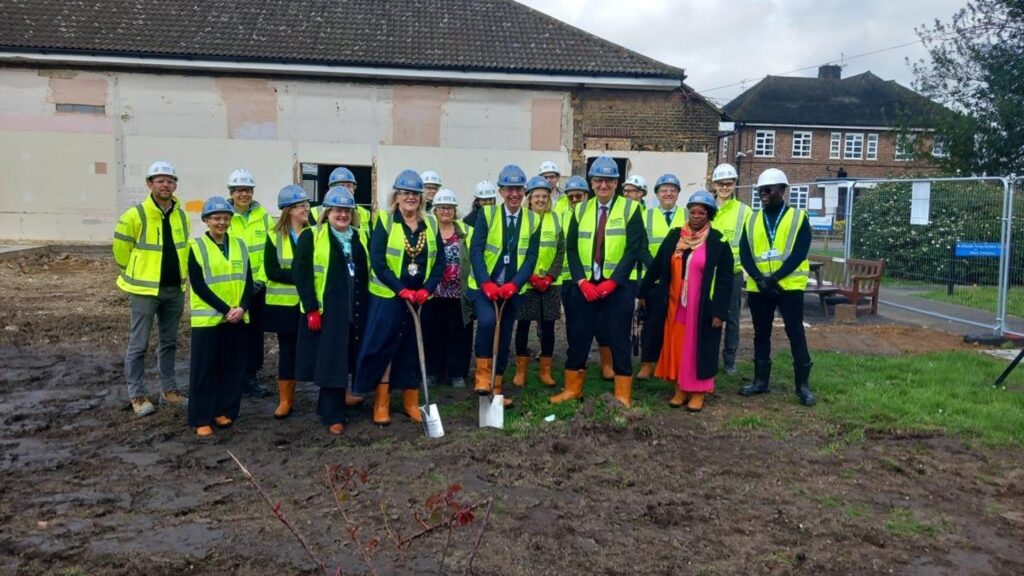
[1, 251, 1023, 575]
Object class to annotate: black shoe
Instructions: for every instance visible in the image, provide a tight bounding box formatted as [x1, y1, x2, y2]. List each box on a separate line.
[739, 360, 772, 396]
[794, 362, 816, 406]
[243, 377, 272, 398]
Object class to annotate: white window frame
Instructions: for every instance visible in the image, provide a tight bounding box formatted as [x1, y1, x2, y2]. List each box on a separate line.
[829, 132, 842, 159]
[866, 133, 879, 161]
[844, 133, 864, 160]
[791, 131, 812, 158]
[895, 133, 916, 161]
[754, 130, 775, 157]
[932, 136, 948, 158]
[751, 193, 762, 210]
[789, 186, 809, 209]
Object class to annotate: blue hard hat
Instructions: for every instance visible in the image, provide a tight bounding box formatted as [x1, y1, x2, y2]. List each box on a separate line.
[497, 164, 528, 187]
[686, 190, 718, 219]
[328, 167, 356, 186]
[526, 175, 552, 193]
[655, 173, 681, 192]
[322, 187, 357, 209]
[277, 184, 310, 209]
[563, 175, 589, 193]
[393, 169, 424, 194]
[201, 196, 234, 218]
[588, 156, 620, 179]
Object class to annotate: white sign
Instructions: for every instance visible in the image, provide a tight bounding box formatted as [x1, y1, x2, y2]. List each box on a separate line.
[823, 184, 839, 214]
[911, 181, 931, 225]
[809, 215, 834, 231]
[808, 197, 823, 210]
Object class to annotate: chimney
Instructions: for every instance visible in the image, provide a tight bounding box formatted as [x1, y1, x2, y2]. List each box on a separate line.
[818, 65, 841, 80]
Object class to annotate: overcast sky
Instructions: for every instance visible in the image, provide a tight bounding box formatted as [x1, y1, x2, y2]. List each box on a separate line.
[518, 0, 968, 106]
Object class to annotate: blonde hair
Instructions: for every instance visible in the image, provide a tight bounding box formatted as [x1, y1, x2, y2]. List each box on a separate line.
[528, 188, 552, 214]
[387, 189, 426, 219]
[275, 204, 309, 235]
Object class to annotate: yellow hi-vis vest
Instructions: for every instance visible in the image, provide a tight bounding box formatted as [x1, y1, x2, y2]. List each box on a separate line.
[113, 195, 190, 296]
[745, 207, 810, 292]
[229, 202, 272, 283]
[527, 211, 561, 289]
[712, 198, 752, 274]
[368, 212, 438, 298]
[189, 234, 250, 328]
[558, 207, 575, 284]
[467, 205, 537, 294]
[631, 206, 687, 281]
[265, 229, 299, 308]
[575, 197, 641, 280]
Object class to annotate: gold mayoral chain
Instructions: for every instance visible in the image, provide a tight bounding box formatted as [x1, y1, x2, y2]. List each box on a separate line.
[404, 229, 427, 276]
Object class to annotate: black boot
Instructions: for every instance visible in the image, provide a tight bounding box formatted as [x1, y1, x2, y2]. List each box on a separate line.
[243, 376, 272, 398]
[794, 362, 816, 406]
[739, 360, 772, 396]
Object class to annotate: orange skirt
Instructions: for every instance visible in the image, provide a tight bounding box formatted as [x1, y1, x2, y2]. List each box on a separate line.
[654, 254, 685, 380]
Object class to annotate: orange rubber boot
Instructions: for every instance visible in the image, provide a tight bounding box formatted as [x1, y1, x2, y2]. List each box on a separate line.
[196, 426, 214, 438]
[474, 357, 493, 395]
[613, 375, 633, 408]
[636, 362, 655, 381]
[274, 380, 295, 419]
[669, 389, 689, 408]
[599, 347, 614, 380]
[402, 389, 422, 423]
[373, 383, 391, 426]
[686, 393, 705, 412]
[538, 357, 557, 387]
[494, 375, 513, 408]
[512, 356, 530, 387]
[550, 369, 585, 404]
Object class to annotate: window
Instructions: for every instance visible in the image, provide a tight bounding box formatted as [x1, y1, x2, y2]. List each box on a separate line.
[754, 130, 775, 157]
[829, 132, 842, 159]
[866, 134, 879, 160]
[789, 186, 809, 209]
[721, 134, 729, 158]
[792, 131, 812, 158]
[932, 136, 948, 158]
[843, 133, 864, 160]
[56, 103, 105, 114]
[751, 193, 762, 210]
[895, 134, 916, 161]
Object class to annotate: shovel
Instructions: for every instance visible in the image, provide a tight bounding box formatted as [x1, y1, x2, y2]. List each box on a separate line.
[405, 300, 444, 439]
[479, 299, 507, 429]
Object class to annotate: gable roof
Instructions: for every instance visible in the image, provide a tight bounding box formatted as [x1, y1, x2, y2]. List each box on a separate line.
[0, 0, 686, 81]
[723, 72, 944, 127]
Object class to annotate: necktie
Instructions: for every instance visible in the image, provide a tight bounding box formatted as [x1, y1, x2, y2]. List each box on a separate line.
[504, 215, 518, 281]
[664, 210, 673, 226]
[594, 205, 608, 276]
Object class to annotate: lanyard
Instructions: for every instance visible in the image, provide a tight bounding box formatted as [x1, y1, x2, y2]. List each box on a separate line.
[764, 206, 787, 247]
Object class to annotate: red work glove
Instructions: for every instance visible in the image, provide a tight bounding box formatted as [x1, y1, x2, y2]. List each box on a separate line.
[596, 279, 618, 299]
[498, 282, 519, 300]
[482, 281, 501, 301]
[398, 288, 417, 302]
[538, 275, 554, 292]
[306, 310, 322, 332]
[578, 281, 599, 302]
[414, 288, 430, 305]
[528, 274, 543, 289]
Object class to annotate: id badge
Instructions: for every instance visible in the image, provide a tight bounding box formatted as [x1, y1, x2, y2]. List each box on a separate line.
[348, 262, 356, 277]
[761, 249, 780, 259]
[503, 255, 510, 265]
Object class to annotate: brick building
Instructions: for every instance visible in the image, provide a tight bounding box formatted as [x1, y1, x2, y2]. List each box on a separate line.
[720, 65, 944, 211]
[0, 0, 720, 242]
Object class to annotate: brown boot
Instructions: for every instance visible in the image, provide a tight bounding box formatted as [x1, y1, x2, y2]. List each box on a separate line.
[196, 426, 214, 438]
[636, 362, 655, 381]
[550, 369, 585, 404]
[599, 346, 614, 380]
[402, 389, 423, 423]
[345, 390, 365, 408]
[538, 357, 557, 387]
[686, 393, 705, 412]
[328, 423, 344, 435]
[512, 356, 530, 387]
[474, 357, 493, 395]
[214, 415, 233, 428]
[669, 389, 689, 408]
[613, 375, 633, 408]
[274, 380, 296, 419]
[373, 383, 391, 426]
[494, 375, 514, 408]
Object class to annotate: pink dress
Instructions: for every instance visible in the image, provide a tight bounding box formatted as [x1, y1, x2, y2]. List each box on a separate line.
[674, 244, 715, 393]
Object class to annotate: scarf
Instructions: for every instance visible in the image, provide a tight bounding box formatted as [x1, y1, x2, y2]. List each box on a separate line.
[674, 224, 709, 312]
[329, 226, 354, 259]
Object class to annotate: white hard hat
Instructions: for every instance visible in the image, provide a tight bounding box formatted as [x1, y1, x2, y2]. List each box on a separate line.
[432, 188, 458, 208]
[474, 180, 497, 199]
[146, 160, 178, 181]
[227, 168, 256, 189]
[756, 168, 789, 188]
[538, 161, 560, 176]
[624, 174, 648, 192]
[420, 170, 442, 186]
[712, 163, 739, 182]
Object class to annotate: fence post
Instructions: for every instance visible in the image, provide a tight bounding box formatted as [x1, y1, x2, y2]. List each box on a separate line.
[843, 179, 857, 260]
[996, 177, 1015, 335]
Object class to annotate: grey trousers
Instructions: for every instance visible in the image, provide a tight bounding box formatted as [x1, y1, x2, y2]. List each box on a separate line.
[125, 286, 184, 399]
[722, 271, 744, 366]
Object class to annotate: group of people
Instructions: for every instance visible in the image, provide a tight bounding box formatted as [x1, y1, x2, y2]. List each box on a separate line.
[113, 156, 816, 438]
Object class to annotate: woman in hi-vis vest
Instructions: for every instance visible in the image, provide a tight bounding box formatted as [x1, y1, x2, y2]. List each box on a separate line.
[293, 187, 369, 435]
[354, 170, 445, 426]
[186, 196, 253, 438]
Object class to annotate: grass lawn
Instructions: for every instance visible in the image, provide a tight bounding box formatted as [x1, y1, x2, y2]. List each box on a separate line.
[917, 284, 1024, 317]
[454, 350, 1024, 447]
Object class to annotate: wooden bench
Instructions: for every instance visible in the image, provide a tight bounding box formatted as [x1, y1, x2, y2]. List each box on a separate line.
[805, 256, 886, 315]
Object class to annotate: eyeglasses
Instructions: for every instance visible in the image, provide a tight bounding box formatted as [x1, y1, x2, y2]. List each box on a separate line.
[716, 181, 736, 188]
[758, 185, 779, 193]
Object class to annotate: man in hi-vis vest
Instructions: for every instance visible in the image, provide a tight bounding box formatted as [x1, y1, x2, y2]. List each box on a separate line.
[738, 168, 816, 406]
[710, 163, 751, 375]
[550, 156, 645, 407]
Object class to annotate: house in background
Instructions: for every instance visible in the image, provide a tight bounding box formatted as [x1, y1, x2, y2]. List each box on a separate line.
[0, 0, 720, 242]
[721, 65, 946, 212]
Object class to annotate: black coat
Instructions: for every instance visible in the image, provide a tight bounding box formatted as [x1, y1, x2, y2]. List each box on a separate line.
[639, 227, 734, 380]
[293, 228, 369, 388]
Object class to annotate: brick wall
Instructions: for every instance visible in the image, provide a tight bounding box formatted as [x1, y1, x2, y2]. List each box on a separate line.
[571, 88, 720, 175]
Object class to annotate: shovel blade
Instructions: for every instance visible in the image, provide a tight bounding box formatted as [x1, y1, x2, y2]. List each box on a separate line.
[478, 395, 504, 429]
[420, 404, 445, 438]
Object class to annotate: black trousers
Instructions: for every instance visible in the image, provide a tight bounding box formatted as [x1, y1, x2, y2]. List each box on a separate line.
[277, 330, 297, 380]
[317, 388, 346, 426]
[565, 280, 637, 375]
[188, 322, 246, 427]
[244, 289, 265, 380]
[515, 319, 554, 357]
[747, 290, 811, 366]
[424, 297, 472, 381]
[640, 283, 669, 363]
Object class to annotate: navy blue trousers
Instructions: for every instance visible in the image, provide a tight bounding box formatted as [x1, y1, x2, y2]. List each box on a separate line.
[354, 295, 422, 394]
[469, 289, 521, 374]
